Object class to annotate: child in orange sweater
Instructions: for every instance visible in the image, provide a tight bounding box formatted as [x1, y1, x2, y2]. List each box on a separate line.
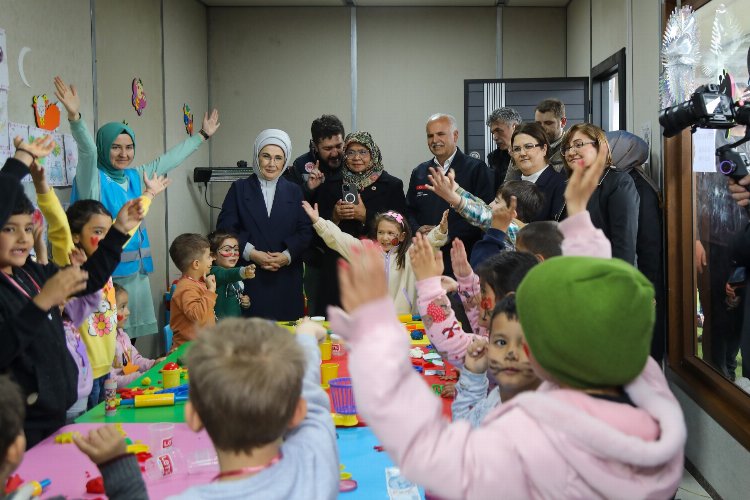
[168, 233, 217, 350]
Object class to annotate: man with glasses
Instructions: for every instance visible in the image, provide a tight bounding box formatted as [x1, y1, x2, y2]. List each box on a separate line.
[406, 113, 494, 275]
[486, 107, 522, 190]
[505, 98, 568, 182]
[286, 114, 345, 200]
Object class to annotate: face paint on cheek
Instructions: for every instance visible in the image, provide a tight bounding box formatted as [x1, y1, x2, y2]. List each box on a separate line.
[480, 297, 493, 311]
[117, 314, 124, 322]
[391, 238, 399, 246]
[90, 236, 100, 248]
[576, 159, 585, 167]
[522, 342, 530, 358]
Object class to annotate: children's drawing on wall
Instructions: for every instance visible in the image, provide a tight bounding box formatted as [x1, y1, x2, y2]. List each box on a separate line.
[64, 133, 78, 183]
[183, 103, 193, 136]
[28, 127, 65, 186]
[32, 94, 60, 131]
[131, 77, 146, 115]
[8, 121, 29, 181]
[0, 29, 8, 89]
[0, 88, 8, 149]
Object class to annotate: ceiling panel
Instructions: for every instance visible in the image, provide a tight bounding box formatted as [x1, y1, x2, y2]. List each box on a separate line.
[200, 0, 570, 6]
[200, 0, 346, 6]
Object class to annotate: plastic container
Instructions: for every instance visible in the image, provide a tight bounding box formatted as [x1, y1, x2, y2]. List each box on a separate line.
[186, 449, 219, 474]
[320, 363, 339, 388]
[330, 334, 344, 357]
[329, 377, 357, 415]
[149, 422, 175, 452]
[319, 341, 332, 361]
[145, 449, 185, 480]
[104, 378, 118, 417]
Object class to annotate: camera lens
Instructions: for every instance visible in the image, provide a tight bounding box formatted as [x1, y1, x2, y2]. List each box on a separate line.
[719, 160, 736, 175]
[659, 100, 699, 137]
[344, 193, 356, 203]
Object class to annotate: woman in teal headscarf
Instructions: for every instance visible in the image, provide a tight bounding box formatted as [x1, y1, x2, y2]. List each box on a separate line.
[55, 76, 220, 340]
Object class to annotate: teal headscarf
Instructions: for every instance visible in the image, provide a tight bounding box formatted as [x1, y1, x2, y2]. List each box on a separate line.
[96, 122, 136, 183]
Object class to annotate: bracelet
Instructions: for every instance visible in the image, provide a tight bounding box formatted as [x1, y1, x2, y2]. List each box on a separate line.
[15, 148, 37, 160]
[199, 129, 209, 140]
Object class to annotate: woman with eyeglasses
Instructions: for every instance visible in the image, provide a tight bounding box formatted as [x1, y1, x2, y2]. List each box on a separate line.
[556, 123, 640, 264]
[509, 122, 567, 221]
[216, 129, 313, 321]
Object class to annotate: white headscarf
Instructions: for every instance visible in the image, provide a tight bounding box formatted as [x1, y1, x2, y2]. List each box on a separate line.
[253, 129, 292, 169]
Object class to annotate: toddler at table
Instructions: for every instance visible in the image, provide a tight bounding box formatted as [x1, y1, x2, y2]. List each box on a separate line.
[0, 375, 147, 500]
[169, 234, 217, 350]
[167, 318, 338, 499]
[207, 230, 255, 319]
[110, 284, 164, 388]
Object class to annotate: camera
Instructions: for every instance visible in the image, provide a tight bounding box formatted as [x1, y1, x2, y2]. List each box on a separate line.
[718, 150, 750, 180]
[341, 183, 359, 204]
[659, 84, 744, 138]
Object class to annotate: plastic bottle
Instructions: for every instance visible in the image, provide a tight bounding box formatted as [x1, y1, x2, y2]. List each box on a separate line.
[11, 479, 51, 500]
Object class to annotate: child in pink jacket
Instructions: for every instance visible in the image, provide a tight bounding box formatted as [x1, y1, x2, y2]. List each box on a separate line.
[330, 248, 686, 499]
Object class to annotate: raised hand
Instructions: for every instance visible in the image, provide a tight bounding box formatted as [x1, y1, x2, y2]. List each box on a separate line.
[112, 198, 145, 235]
[409, 232, 444, 281]
[440, 276, 458, 293]
[338, 240, 389, 313]
[13, 135, 56, 167]
[438, 209, 449, 234]
[464, 337, 489, 374]
[296, 318, 328, 343]
[491, 195, 516, 231]
[306, 161, 325, 190]
[143, 172, 172, 198]
[301, 201, 320, 223]
[33, 266, 89, 310]
[54, 76, 81, 120]
[72, 425, 127, 465]
[201, 109, 221, 137]
[427, 167, 461, 206]
[564, 143, 608, 216]
[69, 247, 88, 267]
[29, 160, 49, 194]
[450, 238, 472, 279]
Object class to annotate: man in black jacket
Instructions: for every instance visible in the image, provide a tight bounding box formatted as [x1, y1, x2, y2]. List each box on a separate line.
[406, 113, 494, 275]
[486, 107, 521, 191]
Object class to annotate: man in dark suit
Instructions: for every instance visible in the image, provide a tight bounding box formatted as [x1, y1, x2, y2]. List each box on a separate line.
[405, 113, 494, 276]
[486, 107, 522, 191]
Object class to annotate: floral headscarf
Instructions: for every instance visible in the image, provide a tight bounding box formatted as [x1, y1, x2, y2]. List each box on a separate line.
[342, 131, 384, 191]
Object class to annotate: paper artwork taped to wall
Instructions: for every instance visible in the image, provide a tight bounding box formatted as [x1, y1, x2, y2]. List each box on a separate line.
[8, 122, 30, 182]
[0, 29, 8, 89]
[64, 134, 78, 184]
[131, 78, 147, 116]
[0, 88, 8, 149]
[32, 94, 61, 131]
[183, 103, 193, 136]
[28, 127, 65, 186]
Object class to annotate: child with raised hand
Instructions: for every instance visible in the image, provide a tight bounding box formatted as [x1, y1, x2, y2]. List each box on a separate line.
[0, 156, 144, 445]
[207, 230, 256, 319]
[168, 234, 217, 350]
[330, 242, 686, 499]
[302, 201, 447, 315]
[168, 317, 338, 499]
[452, 294, 540, 428]
[110, 284, 164, 388]
[468, 193, 517, 268]
[0, 376, 148, 499]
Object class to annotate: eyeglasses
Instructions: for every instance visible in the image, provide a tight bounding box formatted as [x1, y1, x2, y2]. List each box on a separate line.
[561, 140, 597, 155]
[510, 143, 542, 155]
[259, 152, 285, 164]
[344, 149, 370, 159]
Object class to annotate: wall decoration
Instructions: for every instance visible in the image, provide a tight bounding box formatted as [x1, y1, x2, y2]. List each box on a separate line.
[660, 6, 700, 108]
[64, 133, 78, 184]
[8, 122, 29, 182]
[32, 94, 61, 131]
[183, 103, 193, 136]
[28, 127, 65, 185]
[17, 47, 31, 88]
[701, 4, 750, 83]
[131, 77, 146, 115]
[0, 88, 8, 149]
[0, 29, 8, 89]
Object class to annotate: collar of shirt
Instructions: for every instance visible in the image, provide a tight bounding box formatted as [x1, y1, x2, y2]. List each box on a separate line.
[550, 134, 564, 149]
[433, 148, 458, 173]
[258, 176, 280, 216]
[521, 165, 549, 184]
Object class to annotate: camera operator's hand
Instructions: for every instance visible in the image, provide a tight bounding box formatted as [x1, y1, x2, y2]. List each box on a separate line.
[728, 175, 750, 207]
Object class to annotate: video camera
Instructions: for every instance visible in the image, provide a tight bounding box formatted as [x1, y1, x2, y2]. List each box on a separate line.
[659, 75, 750, 180]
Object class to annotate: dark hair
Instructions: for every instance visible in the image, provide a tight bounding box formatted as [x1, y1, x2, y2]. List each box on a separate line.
[66, 200, 112, 236]
[0, 375, 25, 459]
[311, 115, 345, 144]
[371, 211, 412, 270]
[11, 192, 35, 216]
[169, 233, 210, 272]
[499, 180, 544, 223]
[535, 98, 566, 120]
[491, 292, 518, 323]
[207, 230, 239, 255]
[113, 282, 127, 296]
[476, 251, 538, 298]
[516, 221, 563, 259]
[511, 122, 551, 160]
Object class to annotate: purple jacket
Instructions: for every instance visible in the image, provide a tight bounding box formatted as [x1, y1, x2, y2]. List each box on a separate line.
[63, 291, 101, 400]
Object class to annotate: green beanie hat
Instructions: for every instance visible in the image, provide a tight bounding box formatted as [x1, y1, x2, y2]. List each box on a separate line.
[516, 256, 654, 389]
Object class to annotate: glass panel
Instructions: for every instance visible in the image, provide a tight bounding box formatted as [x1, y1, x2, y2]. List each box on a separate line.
[606, 75, 619, 132]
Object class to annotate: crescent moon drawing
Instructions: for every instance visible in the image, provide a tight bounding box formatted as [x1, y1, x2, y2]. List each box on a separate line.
[18, 47, 31, 88]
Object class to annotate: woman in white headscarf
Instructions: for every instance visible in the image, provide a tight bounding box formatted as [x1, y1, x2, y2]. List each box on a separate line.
[217, 129, 313, 320]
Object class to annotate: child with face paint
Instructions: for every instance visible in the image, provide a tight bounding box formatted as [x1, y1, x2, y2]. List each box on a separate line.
[110, 284, 164, 388]
[207, 230, 256, 319]
[302, 201, 447, 316]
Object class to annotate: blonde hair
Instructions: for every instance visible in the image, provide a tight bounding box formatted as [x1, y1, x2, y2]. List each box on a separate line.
[561, 123, 612, 175]
[186, 318, 306, 453]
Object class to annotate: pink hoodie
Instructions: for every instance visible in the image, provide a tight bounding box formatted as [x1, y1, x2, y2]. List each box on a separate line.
[419, 211, 613, 368]
[329, 298, 686, 499]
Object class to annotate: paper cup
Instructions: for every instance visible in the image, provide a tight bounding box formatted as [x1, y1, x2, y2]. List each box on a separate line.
[319, 341, 332, 361]
[320, 363, 339, 388]
[149, 422, 175, 452]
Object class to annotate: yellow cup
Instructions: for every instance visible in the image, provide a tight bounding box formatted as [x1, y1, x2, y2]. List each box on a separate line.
[319, 341, 332, 361]
[162, 369, 181, 389]
[320, 363, 339, 388]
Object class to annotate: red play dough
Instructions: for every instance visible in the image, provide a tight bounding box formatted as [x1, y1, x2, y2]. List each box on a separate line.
[4, 474, 23, 494]
[86, 476, 104, 494]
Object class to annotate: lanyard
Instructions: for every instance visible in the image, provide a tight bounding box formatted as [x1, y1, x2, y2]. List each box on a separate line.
[212, 453, 282, 482]
[1, 268, 42, 300]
